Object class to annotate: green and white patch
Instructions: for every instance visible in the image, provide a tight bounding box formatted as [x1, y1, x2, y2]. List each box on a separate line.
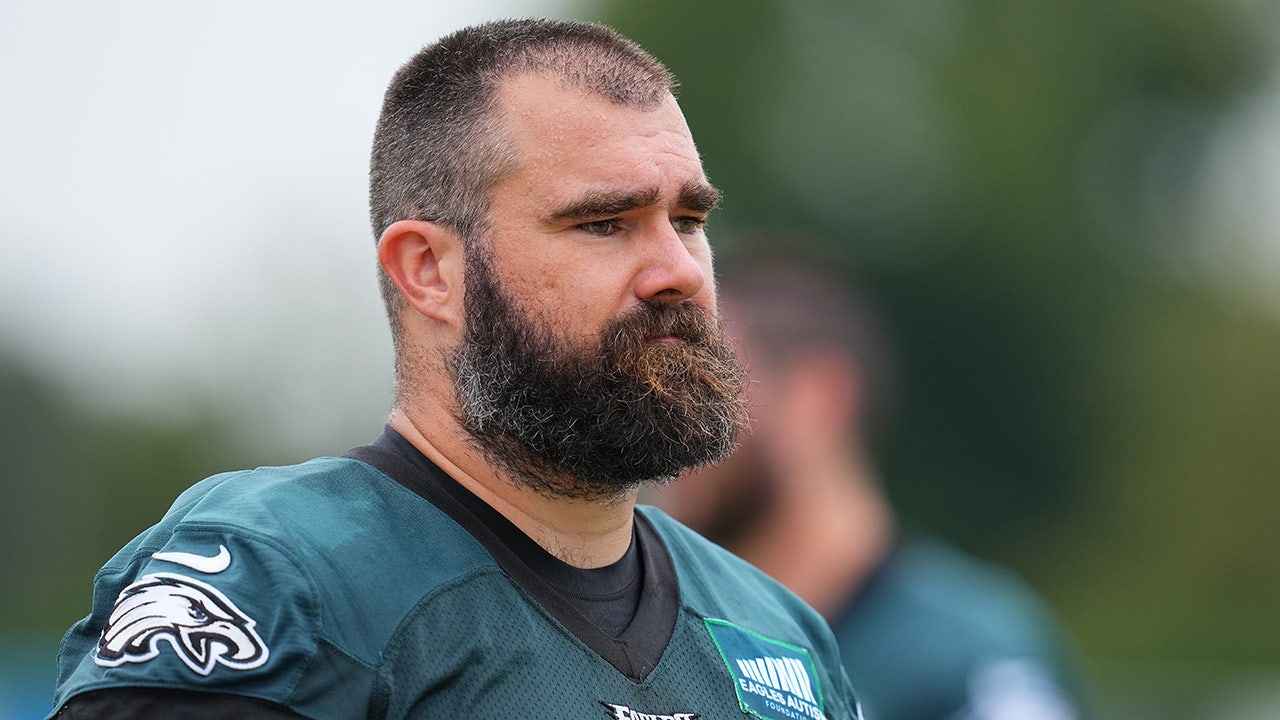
[705, 619, 825, 720]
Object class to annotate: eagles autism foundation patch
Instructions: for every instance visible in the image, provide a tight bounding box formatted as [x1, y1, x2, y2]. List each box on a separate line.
[704, 619, 825, 720]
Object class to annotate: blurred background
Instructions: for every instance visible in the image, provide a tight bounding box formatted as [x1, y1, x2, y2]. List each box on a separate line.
[2, 1, 1278, 718]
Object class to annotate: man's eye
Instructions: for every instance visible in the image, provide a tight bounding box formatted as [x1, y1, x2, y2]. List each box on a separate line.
[579, 220, 618, 236]
[672, 216, 706, 234]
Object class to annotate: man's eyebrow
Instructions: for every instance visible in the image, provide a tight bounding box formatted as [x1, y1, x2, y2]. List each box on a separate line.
[679, 181, 723, 214]
[541, 181, 722, 225]
[542, 188, 661, 224]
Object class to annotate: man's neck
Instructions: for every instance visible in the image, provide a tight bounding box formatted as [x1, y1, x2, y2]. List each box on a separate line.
[732, 450, 894, 619]
[387, 406, 637, 569]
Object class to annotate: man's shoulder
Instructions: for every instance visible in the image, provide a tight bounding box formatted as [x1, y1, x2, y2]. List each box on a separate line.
[92, 454, 499, 660]
[638, 505, 826, 620]
[156, 455, 456, 540]
[835, 538, 1085, 720]
[636, 504, 756, 573]
[835, 535, 1070, 663]
[882, 538, 1057, 635]
[132, 455, 492, 585]
[168, 456, 384, 520]
[52, 455, 498, 719]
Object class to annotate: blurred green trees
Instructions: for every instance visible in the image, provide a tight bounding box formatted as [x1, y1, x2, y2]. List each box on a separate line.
[594, 0, 1280, 712]
[0, 354, 263, 637]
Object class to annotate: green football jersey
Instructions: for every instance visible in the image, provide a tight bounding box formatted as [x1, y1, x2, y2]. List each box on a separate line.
[52, 432, 863, 720]
[831, 538, 1085, 720]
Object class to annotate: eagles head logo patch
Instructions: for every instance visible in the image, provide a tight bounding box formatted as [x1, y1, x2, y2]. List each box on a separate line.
[94, 572, 269, 676]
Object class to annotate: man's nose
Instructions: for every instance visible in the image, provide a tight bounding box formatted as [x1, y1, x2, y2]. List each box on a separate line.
[633, 221, 707, 304]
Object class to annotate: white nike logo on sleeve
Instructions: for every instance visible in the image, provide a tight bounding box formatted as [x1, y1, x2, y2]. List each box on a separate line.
[152, 544, 233, 574]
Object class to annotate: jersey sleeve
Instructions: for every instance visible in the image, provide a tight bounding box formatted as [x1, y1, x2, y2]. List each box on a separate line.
[51, 525, 368, 720]
[53, 687, 308, 719]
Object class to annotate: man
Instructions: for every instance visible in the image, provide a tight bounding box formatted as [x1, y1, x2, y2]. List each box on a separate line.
[49, 19, 864, 720]
[652, 255, 1089, 720]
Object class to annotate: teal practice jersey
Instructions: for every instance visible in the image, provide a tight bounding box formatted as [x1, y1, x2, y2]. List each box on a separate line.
[831, 538, 1086, 720]
[52, 433, 863, 720]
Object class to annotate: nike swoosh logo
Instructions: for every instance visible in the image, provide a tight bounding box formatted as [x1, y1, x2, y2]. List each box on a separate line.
[152, 545, 232, 574]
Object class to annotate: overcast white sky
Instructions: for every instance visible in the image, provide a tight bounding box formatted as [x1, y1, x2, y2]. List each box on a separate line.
[0, 0, 570, 453]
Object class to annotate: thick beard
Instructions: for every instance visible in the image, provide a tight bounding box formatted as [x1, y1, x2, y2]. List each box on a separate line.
[450, 248, 748, 502]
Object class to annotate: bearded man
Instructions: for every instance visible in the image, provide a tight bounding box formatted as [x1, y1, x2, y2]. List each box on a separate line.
[50, 18, 865, 720]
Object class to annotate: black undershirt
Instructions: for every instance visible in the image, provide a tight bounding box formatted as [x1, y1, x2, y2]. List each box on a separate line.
[368, 428, 645, 637]
[346, 427, 678, 681]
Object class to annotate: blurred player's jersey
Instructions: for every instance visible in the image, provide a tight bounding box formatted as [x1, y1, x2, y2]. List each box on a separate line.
[832, 537, 1087, 720]
[51, 428, 863, 720]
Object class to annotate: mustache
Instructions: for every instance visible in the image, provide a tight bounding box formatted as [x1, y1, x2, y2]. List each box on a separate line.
[602, 300, 717, 350]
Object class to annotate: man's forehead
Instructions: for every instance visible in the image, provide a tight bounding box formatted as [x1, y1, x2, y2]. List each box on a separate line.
[489, 72, 708, 210]
[496, 71, 686, 141]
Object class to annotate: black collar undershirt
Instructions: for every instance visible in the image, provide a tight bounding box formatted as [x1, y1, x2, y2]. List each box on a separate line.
[343, 426, 678, 681]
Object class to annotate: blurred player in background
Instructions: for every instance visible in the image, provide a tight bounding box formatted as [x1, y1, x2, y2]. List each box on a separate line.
[652, 252, 1090, 720]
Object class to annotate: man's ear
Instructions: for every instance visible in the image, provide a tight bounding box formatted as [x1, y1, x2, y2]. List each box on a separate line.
[377, 219, 464, 329]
